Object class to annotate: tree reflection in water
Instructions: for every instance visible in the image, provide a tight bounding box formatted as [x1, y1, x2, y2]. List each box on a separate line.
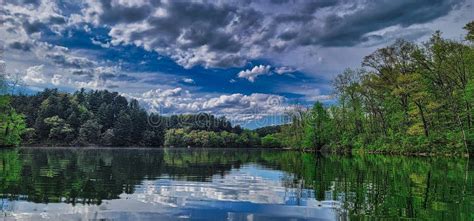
[0, 148, 472, 220]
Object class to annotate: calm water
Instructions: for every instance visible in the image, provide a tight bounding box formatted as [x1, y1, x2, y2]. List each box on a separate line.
[0, 148, 472, 221]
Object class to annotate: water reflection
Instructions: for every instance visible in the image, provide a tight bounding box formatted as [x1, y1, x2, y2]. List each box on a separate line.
[0, 148, 472, 220]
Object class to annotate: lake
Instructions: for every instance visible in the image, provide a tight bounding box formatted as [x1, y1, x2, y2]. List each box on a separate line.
[0, 148, 472, 220]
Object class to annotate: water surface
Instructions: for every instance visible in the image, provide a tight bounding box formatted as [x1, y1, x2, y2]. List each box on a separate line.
[0, 148, 472, 220]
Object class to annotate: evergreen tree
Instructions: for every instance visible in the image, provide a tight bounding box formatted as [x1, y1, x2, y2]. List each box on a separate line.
[112, 111, 132, 146]
[303, 102, 331, 150]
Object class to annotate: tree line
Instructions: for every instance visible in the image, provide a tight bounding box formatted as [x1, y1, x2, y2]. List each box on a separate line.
[266, 22, 474, 154]
[2, 88, 264, 147]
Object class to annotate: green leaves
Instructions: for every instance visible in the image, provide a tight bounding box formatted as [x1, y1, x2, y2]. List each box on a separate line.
[0, 90, 26, 146]
[464, 21, 474, 42]
[0, 109, 26, 147]
[275, 21, 474, 154]
[164, 128, 260, 148]
[261, 134, 281, 148]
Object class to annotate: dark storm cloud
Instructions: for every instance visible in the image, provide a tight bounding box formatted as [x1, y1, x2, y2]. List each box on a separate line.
[6, 0, 40, 6]
[299, 0, 464, 46]
[145, 1, 246, 52]
[1, 0, 68, 39]
[45, 53, 96, 69]
[90, 0, 154, 25]
[83, 0, 465, 69]
[71, 69, 93, 77]
[22, 20, 46, 34]
[99, 73, 138, 82]
[48, 15, 66, 24]
[8, 41, 33, 51]
[269, 0, 289, 4]
[273, 14, 314, 23]
[301, 0, 342, 14]
[278, 31, 299, 41]
[102, 1, 265, 67]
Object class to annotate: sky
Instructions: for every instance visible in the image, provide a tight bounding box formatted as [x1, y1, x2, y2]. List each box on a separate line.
[1, 0, 473, 128]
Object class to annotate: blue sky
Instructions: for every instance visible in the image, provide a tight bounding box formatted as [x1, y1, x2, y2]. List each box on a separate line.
[1, 0, 473, 128]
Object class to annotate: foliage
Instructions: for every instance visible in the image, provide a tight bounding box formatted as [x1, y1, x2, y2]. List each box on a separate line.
[464, 21, 474, 42]
[0, 75, 26, 147]
[273, 23, 474, 154]
[255, 125, 282, 137]
[10, 89, 251, 147]
[78, 119, 102, 145]
[261, 134, 281, 148]
[164, 128, 259, 148]
[302, 102, 332, 150]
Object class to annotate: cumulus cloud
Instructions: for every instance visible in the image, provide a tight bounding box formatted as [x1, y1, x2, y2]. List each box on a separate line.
[24, 64, 46, 84]
[96, 1, 266, 68]
[77, 0, 466, 70]
[127, 88, 292, 122]
[238, 65, 271, 82]
[182, 78, 194, 84]
[237, 65, 297, 82]
[1, 0, 67, 37]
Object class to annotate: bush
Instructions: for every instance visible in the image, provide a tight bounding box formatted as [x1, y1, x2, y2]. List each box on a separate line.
[261, 135, 281, 148]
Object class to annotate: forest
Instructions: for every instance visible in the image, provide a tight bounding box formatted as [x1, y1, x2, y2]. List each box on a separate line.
[0, 87, 259, 147]
[1, 22, 473, 154]
[263, 22, 474, 155]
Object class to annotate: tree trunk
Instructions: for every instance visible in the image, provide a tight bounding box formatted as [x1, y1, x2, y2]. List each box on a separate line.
[465, 100, 472, 129]
[457, 113, 468, 154]
[415, 101, 429, 137]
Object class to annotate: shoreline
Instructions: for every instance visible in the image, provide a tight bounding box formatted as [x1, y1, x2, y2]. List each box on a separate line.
[285, 148, 471, 157]
[5, 145, 470, 157]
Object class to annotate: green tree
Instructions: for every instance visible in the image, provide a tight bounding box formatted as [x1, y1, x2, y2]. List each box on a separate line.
[78, 119, 102, 145]
[43, 116, 74, 143]
[0, 75, 26, 147]
[261, 134, 281, 148]
[303, 102, 331, 150]
[112, 111, 132, 146]
[129, 99, 147, 144]
[464, 21, 474, 42]
[101, 129, 115, 146]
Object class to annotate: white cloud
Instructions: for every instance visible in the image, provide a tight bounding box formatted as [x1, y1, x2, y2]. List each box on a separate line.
[126, 88, 293, 123]
[90, 38, 111, 48]
[51, 74, 63, 86]
[274, 66, 296, 75]
[24, 65, 46, 84]
[84, 0, 269, 68]
[1, 0, 67, 38]
[237, 65, 271, 82]
[182, 78, 194, 84]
